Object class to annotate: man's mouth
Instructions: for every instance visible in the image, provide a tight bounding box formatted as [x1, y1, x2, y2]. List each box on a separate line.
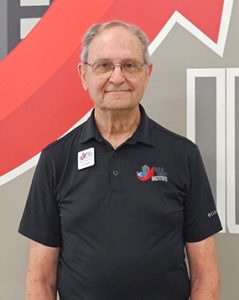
[105, 90, 131, 93]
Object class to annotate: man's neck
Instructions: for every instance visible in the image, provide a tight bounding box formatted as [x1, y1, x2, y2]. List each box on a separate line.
[94, 106, 141, 149]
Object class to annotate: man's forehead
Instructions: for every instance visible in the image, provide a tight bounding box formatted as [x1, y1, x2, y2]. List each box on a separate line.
[87, 26, 144, 60]
[93, 26, 138, 44]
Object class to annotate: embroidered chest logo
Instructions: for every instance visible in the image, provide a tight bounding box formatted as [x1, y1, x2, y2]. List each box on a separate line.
[137, 165, 168, 182]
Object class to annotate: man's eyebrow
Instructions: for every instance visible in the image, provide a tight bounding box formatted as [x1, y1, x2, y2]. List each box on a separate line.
[94, 58, 112, 63]
[121, 58, 140, 63]
[94, 58, 140, 63]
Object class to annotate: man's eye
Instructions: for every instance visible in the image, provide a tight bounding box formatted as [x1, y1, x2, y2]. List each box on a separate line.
[97, 62, 111, 69]
[124, 62, 136, 69]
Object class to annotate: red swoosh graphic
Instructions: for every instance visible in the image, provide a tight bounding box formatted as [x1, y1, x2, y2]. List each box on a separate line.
[137, 167, 155, 182]
[0, 0, 114, 120]
[0, 0, 224, 176]
[103, 0, 224, 43]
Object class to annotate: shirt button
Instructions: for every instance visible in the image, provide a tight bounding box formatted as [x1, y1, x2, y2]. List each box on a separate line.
[112, 170, 119, 176]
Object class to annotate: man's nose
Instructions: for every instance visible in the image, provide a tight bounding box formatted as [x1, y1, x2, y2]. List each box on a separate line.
[109, 65, 125, 84]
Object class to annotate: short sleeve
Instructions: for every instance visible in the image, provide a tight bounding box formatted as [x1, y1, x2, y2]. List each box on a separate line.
[183, 145, 222, 242]
[18, 150, 61, 247]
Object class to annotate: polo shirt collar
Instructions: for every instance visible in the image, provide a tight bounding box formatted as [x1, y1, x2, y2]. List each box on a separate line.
[79, 104, 155, 147]
[127, 105, 155, 146]
[80, 109, 103, 144]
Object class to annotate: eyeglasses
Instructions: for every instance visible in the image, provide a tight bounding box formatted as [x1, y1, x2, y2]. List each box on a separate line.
[84, 60, 146, 76]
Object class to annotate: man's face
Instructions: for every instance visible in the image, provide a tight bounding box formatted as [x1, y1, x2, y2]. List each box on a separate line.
[79, 26, 153, 112]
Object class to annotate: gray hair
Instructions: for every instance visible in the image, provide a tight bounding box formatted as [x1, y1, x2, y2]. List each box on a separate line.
[81, 20, 150, 64]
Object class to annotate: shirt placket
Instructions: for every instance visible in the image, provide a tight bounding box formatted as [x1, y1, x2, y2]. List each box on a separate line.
[110, 150, 122, 193]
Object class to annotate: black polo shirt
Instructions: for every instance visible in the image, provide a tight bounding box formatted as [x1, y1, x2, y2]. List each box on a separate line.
[19, 105, 222, 300]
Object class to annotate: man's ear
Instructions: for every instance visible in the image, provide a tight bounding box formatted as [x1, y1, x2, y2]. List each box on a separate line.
[77, 63, 88, 91]
[144, 63, 153, 87]
[147, 63, 153, 78]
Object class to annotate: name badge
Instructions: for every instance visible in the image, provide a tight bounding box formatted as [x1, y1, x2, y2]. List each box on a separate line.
[78, 147, 95, 170]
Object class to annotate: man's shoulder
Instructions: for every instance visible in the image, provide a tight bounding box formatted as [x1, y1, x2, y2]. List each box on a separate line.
[42, 119, 86, 157]
[149, 118, 197, 153]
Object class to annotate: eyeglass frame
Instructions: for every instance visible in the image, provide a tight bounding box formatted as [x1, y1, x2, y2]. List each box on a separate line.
[83, 59, 148, 76]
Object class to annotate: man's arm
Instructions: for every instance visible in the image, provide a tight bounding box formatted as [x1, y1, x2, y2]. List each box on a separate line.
[26, 240, 60, 300]
[186, 235, 220, 300]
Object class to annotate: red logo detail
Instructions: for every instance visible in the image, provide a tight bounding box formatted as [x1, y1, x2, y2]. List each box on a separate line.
[137, 167, 155, 182]
[80, 153, 87, 161]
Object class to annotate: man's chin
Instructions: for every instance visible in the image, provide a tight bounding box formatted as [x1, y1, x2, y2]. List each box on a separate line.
[101, 102, 139, 113]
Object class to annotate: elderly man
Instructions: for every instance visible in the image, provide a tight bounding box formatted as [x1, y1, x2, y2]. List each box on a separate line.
[19, 20, 222, 300]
